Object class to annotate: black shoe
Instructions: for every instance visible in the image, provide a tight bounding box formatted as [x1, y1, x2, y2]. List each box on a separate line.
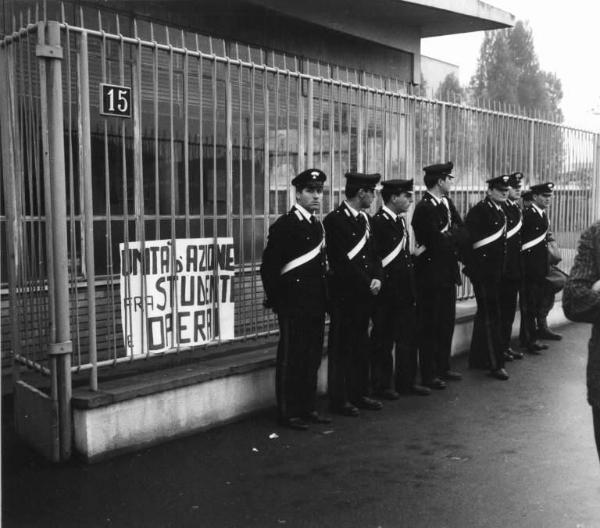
[331, 403, 360, 417]
[509, 348, 524, 360]
[351, 396, 383, 411]
[304, 411, 332, 424]
[279, 417, 309, 430]
[439, 370, 462, 381]
[503, 352, 514, 362]
[525, 342, 544, 354]
[424, 378, 447, 390]
[489, 368, 509, 380]
[409, 384, 432, 396]
[375, 389, 400, 401]
[538, 327, 562, 340]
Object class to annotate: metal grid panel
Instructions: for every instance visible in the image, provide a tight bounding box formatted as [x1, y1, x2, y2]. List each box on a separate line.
[2, 12, 599, 386]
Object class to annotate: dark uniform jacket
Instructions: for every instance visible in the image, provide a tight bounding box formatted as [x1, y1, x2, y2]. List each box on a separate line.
[464, 197, 506, 283]
[411, 192, 465, 288]
[563, 222, 600, 407]
[502, 199, 522, 280]
[324, 202, 382, 303]
[521, 204, 550, 280]
[260, 205, 327, 316]
[371, 207, 415, 303]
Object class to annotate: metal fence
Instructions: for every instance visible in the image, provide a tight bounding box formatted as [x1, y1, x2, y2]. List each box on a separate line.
[2, 10, 599, 392]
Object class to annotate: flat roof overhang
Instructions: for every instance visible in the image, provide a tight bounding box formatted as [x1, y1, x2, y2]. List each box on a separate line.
[246, 0, 514, 44]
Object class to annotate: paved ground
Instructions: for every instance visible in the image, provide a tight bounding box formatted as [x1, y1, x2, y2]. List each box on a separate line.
[3, 322, 600, 528]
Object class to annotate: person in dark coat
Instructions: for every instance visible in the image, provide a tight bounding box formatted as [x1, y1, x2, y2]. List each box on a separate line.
[519, 182, 555, 353]
[260, 168, 331, 430]
[499, 172, 525, 361]
[563, 221, 600, 462]
[411, 161, 465, 390]
[370, 179, 431, 399]
[325, 172, 384, 417]
[464, 175, 510, 380]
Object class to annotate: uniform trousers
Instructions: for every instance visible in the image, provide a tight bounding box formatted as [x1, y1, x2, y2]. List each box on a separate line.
[417, 284, 456, 383]
[594, 406, 600, 463]
[370, 299, 418, 393]
[327, 301, 372, 406]
[499, 277, 520, 353]
[276, 313, 325, 420]
[469, 279, 505, 371]
[519, 277, 545, 346]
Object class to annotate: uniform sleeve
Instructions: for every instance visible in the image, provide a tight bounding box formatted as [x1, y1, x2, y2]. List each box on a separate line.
[411, 203, 445, 249]
[324, 214, 372, 289]
[563, 227, 600, 324]
[368, 215, 383, 282]
[260, 219, 285, 308]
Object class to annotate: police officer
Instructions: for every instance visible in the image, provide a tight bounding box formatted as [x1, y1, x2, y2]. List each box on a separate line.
[260, 169, 331, 430]
[412, 161, 465, 390]
[499, 172, 525, 361]
[325, 172, 383, 417]
[464, 175, 510, 380]
[370, 179, 431, 399]
[520, 182, 555, 354]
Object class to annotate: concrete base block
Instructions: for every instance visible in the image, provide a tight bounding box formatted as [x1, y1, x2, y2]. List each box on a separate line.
[73, 358, 329, 462]
[72, 299, 568, 462]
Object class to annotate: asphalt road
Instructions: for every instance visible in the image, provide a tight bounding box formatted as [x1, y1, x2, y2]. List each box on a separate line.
[3, 322, 600, 528]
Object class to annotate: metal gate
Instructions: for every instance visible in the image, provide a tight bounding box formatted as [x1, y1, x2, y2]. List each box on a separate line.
[2, 7, 600, 461]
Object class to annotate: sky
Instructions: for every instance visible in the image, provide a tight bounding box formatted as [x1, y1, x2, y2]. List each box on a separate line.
[420, 0, 600, 131]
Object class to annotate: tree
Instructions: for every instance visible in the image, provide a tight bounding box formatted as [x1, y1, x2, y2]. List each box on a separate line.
[470, 21, 563, 119]
[436, 72, 465, 102]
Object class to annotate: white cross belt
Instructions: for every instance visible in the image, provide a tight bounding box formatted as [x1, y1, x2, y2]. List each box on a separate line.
[472, 225, 505, 249]
[521, 230, 547, 252]
[280, 241, 324, 275]
[382, 237, 406, 268]
[506, 218, 522, 240]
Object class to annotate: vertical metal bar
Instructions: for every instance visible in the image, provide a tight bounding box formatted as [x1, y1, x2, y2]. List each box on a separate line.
[132, 20, 148, 359]
[307, 77, 314, 168]
[250, 63, 257, 335]
[46, 20, 72, 460]
[357, 88, 363, 171]
[529, 120, 535, 180]
[170, 32, 179, 351]
[263, 67, 271, 333]
[196, 36, 205, 237]
[440, 102, 446, 162]
[152, 23, 160, 238]
[78, 30, 97, 390]
[183, 36, 190, 238]
[297, 73, 305, 173]
[593, 134, 600, 221]
[225, 58, 233, 236]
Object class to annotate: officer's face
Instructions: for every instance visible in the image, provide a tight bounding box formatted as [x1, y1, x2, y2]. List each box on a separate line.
[508, 186, 521, 200]
[533, 193, 552, 209]
[359, 188, 375, 209]
[393, 192, 413, 214]
[489, 187, 509, 203]
[296, 186, 323, 212]
[439, 176, 453, 195]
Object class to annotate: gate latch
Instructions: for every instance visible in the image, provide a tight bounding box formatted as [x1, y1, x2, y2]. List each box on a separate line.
[36, 44, 63, 60]
[48, 341, 72, 356]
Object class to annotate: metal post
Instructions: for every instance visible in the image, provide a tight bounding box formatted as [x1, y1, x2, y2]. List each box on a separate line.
[39, 20, 72, 460]
[307, 77, 314, 168]
[592, 134, 600, 222]
[78, 31, 98, 391]
[440, 102, 446, 162]
[0, 40, 22, 388]
[528, 120, 535, 178]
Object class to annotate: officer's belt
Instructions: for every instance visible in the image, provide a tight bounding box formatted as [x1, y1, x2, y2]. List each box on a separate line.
[280, 240, 324, 275]
[381, 236, 406, 268]
[347, 232, 368, 261]
[440, 222, 449, 233]
[521, 230, 547, 252]
[506, 218, 522, 240]
[472, 224, 505, 249]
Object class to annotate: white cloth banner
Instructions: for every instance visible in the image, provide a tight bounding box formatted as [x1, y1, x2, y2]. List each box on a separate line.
[119, 238, 235, 356]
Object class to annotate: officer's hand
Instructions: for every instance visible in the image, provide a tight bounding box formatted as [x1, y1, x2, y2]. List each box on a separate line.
[413, 244, 426, 257]
[592, 279, 600, 293]
[370, 279, 381, 295]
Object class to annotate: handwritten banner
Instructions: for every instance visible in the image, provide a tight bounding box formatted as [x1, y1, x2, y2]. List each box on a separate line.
[119, 238, 235, 356]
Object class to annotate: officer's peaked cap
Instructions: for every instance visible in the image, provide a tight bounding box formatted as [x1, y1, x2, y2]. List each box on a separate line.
[423, 161, 454, 176]
[505, 172, 524, 188]
[344, 172, 381, 189]
[486, 175, 510, 189]
[381, 179, 413, 193]
[529, 182, 554, 195]
[292, 168, 326, 188]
